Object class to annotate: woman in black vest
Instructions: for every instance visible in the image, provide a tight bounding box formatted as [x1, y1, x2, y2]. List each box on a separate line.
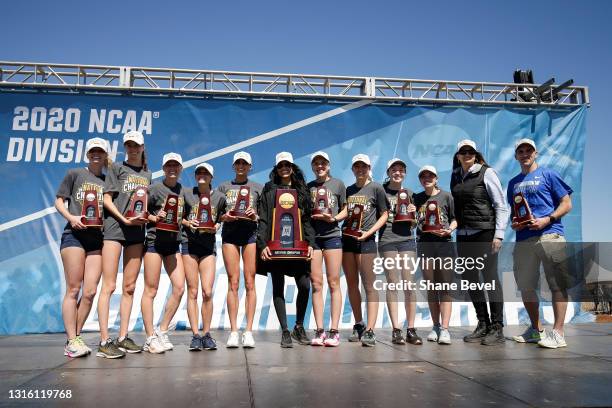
[450, 139, 509, 345]
[257, 152, 315, 348]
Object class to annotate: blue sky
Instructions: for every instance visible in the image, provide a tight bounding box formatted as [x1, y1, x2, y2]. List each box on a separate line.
[2, 0, 611, 241]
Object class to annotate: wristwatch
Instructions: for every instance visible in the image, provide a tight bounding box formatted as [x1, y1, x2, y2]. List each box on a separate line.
[548, 214, 557, 223]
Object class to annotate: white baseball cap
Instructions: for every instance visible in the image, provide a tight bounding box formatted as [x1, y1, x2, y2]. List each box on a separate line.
[162, 152, 183, 166]
[352, 153, 371, 166]
[85, 137, 108, 153]
[195, 162, 214, 177]
[233, 151, 252, 164]
[276, 151, 294, 165]
[310, 151, 330, 162]
[514, 138, 537, 151]
[418, 165, 438, 177]
[123, 130, 144, 145]
[386, 157, 406, 171]
[456, 139, 477, 152]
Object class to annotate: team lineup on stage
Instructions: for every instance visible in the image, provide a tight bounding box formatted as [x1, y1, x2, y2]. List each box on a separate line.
[56, 130, 574, 358]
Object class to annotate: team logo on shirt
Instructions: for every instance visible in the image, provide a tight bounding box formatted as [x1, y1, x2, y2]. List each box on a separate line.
[122, 175, 149, 193]
[347, 195, 371, 213]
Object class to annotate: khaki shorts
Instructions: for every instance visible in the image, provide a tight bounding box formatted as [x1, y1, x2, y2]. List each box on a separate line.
[512, 233, 571, 292]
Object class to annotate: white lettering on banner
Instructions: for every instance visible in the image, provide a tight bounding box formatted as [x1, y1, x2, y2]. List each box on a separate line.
[11, 106, 154, 134]
[6, 137, 119, 163]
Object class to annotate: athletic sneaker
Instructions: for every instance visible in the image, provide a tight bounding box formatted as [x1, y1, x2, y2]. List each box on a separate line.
[361, 329, 376, 347]
[64, 338, 88, 358]
[242, 331, 256, 348]
[392, 328, 406, 345]
[75, 335, 92, 354]
[438, 328, 451, 345]
[96, 339, 126, 359]
[513, 326, 544, 344]
[155, 329, 174, 351]
[291, 324, 311, 345]
[189, 334, 203, 351]
[427, 324, 441, 342]
[481, 323, 505, 346]
[281, 329, 293, 348]
[463, 321, 489, 343]
[348, 322, 366, 342]
[201, 332, 217, 350]
[538, 329, 567, 349]
[311, 329, 326, 346]
[324, 329, 340, 347]
[226, 331, 240, 348]
[406, 328, 423, 345]
[116, 336, 142, 353]
[143, 335, 165, 354]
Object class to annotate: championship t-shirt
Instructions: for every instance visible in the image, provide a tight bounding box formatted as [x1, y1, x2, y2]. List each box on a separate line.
[217, 179, 263, 239]
[344, 181, 388, 234]
[307, 177, 346, 239]
[378, 184, 416, 246]
[506, 166, 573, 241]
[413, 190, 455, 242]
[182, 188, 227, 248]
[103, 162, 152, 242]
[145, 181, 185, 246]
[56, 168, 106, 233]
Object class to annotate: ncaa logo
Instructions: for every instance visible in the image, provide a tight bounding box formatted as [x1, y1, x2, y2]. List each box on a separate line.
[407, 125, 470, 172]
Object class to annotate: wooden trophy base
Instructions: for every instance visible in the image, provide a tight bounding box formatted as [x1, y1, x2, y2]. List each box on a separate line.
[156, 222, 179, 232]
[267, 240, 309, 260]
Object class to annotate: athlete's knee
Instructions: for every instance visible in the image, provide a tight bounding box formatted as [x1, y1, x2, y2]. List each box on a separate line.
[82, 287, 98, 302]
[66, 285, 81, 300]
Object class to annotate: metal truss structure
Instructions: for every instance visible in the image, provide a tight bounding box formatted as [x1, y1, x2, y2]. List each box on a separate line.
[0, 61, 589, 108]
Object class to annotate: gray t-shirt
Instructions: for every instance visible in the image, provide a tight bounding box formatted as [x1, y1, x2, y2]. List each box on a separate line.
[378, 184, 416, 246]
[103, 161, 152, 242]
[56, 168, 106, 233]
[182, 187, 227, 248]
[344, 181, 389, 234]
[217, 179, 263, 238]
[413, 190, 455, 242]
[307, 177, 346, 239]
[145, 181, 185, 246]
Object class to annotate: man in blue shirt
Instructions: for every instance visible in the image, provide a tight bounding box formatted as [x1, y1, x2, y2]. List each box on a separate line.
[507, 138, 573, 349]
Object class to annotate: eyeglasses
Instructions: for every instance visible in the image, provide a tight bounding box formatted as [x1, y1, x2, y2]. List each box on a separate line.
[458, 150, 476, 156]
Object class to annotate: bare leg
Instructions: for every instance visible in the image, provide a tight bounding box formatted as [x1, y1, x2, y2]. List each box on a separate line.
[323, 248, 343, 330]
[242, 243, 257, 331]
[183, 254, 201, 336]
[521, 289, 541, 331]
[360, 253, 379, 330]
[142, 252, 162, 337]
[200, 255, 216, 333]
[118, 243, 144, 338]
[222, 243, 241, 331]
[98, 241, 121, 341]
[61, 247, 86, 340]
[311, 249, 325, 329]
[76, 251, 103, 334]
[343, 252, 362, 322]
[159, 254, 186, 331]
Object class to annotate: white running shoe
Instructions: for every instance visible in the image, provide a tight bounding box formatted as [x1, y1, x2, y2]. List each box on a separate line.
[427, 325, 441, 342]
[64, 338, 88, 358]
[155, 329, 174, 351]
[226, 331, 240, 348]
[75, 336, 92, 354]
[143, 335, 165, 354]
[513, 326, 543, 343]
[242, 331, 256, 348]
[438, 328, 452, 345]
[538, 329, 567, 349]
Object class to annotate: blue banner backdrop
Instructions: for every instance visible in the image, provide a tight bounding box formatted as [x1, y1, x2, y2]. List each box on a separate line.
[0, 92, 587, 334]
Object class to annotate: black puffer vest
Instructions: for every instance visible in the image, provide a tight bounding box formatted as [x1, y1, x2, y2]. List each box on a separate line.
[450, 164, 495, 230]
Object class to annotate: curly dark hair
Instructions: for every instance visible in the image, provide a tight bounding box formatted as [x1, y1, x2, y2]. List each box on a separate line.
[268, 163, 312, 212]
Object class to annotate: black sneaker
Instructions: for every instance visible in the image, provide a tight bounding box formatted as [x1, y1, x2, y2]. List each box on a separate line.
[116, 336, 142, 353]
[281, 330, 293, 348]
[406, 328, 423, 345]
[348, 322, 366, 342]
[481, 323, 506, 345]
[361, 329, 376, 347]
[463, 321, 489, 343]
[96, 338, 126, 359]
[189, 334, 202, 351]
[291, 324, 311, 345]
[202, 332, 218, 350]
[391, 328, 406, 345]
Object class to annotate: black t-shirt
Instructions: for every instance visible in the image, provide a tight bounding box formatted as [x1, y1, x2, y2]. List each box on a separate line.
[413, 189, 455, 242]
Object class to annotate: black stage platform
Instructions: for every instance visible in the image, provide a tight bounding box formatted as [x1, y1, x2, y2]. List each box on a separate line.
[1, 324, 611, 407]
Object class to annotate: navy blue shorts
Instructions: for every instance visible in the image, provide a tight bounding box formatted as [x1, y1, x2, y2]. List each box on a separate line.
[313, 236, 343, 251]
[342, 236, 377, 254]
[146, 242, 180, 257]
[222, 230, 257, 246]
[378, 240, 417, 253]
[60, 230, 103, 253]
[104, 238, 144, 248]
[181, 242, 216, 258]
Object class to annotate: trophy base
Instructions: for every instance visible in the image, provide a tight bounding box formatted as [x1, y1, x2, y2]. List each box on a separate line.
[126, 211, 149, 221]
[393, 216, 416, 224]
[229, 211, 254, 221]
[513, 217, 535, 226]
[342, 230, 363, 239]
[196, 226, 217, 234]
[422, 225, 444, 232]
[156, 223, 179, 232]
[267, 240, 309, 260]
[312, 208, 332, 216]
[81, 217, 103, 228]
